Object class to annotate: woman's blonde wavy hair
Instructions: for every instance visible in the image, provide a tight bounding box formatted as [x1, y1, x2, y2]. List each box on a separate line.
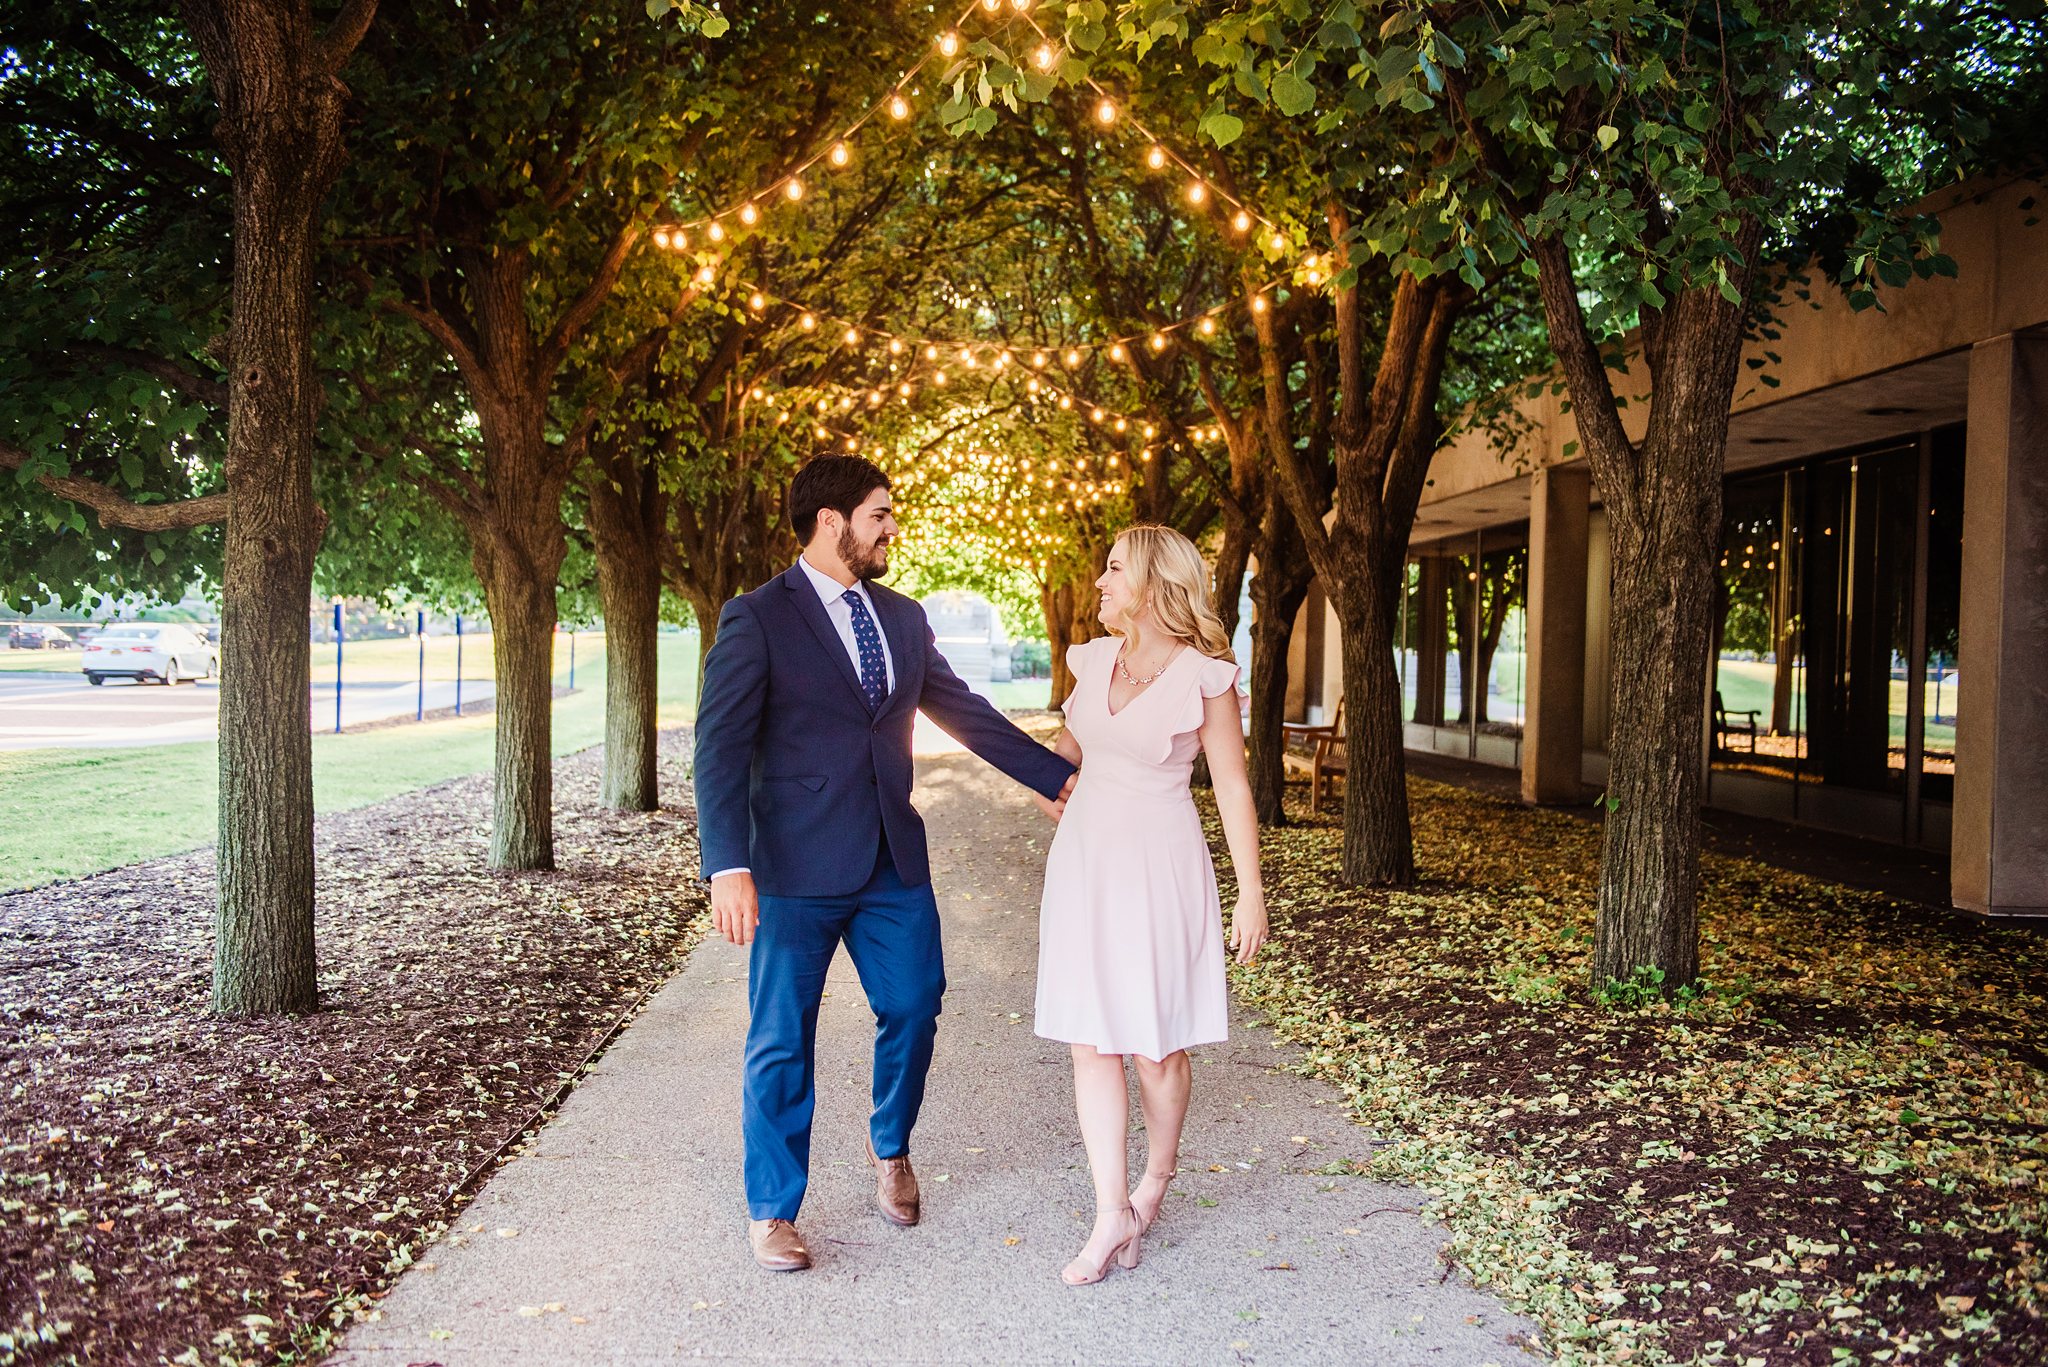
[1109, 523, 1235, 661]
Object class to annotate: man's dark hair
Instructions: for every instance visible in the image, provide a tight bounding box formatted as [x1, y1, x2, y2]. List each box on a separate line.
[788, 454, 891, 543]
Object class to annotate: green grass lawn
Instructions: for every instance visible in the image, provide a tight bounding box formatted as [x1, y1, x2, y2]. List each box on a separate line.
[0, 634, 699, 889]
[0, 651, 88, 672]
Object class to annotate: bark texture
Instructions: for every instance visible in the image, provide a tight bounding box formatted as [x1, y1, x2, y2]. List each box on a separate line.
[585, 429, 667, 811]
[1257, 246, 1468, 885]
[179, 0, 376, 1016]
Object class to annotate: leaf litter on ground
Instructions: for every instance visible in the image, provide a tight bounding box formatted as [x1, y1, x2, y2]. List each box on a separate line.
[1204, 778, 2047, 1367]
[0, 729, 709, 1366]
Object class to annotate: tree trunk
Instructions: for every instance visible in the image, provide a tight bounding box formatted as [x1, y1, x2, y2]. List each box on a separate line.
[1521, 238, 1757, 995]
[1335, 594, 1416, 883]
[1247, 484, 1315, 825]
[586, 442, 667, 811]
[1586, 364, 1728, 993]
[181, 0, 377, 1017]
[466, 385, 571, 870]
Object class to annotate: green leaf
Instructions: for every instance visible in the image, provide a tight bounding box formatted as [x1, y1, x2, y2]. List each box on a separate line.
[1271, 71, 1316, 117]
[700, 15, 728, 37]
[1200, 111, 1245, 147]
[1596, 124, 1620, 151]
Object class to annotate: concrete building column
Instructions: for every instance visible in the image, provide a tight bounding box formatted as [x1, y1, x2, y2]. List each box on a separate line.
[1412, 557, 1450, 726]
[1953, 334, 2048, 915]
[1521, 466, 1592, 804]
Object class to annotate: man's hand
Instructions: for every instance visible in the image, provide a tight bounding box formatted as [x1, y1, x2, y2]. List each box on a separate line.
[711, 870, 760, 946]
[1057, 772, 1077, 802]
[1032, 791, 1066, 822]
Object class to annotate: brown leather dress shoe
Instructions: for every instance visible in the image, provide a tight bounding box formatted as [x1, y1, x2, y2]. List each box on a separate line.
[866, 1136, 921, 1227]
[748, 1218, 811, 1271]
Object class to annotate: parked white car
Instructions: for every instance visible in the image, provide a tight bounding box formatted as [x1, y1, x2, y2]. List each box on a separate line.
[80, 625, 218, 686]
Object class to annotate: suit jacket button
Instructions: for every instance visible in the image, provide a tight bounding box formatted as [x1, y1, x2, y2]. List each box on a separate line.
[869, 775, 877, 785]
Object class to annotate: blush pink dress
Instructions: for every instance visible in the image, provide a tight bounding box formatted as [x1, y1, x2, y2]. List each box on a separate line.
[1033, 635, 1242, 1061]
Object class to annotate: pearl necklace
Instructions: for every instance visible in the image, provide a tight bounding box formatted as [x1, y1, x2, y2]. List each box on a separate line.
[1116, 647, 1176, 687]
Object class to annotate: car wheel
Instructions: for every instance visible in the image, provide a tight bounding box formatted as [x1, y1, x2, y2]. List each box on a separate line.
[86, 673, 104, 686]
[163, 658, 180, 685]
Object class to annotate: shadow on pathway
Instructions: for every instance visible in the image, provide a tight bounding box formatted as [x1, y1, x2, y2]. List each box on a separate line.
[335, 745, 1535, 1366]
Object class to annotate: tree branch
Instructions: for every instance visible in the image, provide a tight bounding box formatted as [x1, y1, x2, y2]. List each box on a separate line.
[315, 0, 380, 76]
[68, 345, 228, 407]
[2, 438, 227, 530]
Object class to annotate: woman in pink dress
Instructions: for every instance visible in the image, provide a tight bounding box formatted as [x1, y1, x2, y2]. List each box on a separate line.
[1034, 524, 1270, 1285]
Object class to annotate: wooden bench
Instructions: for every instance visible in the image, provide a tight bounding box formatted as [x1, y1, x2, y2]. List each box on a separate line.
[1280, 697, 1346, 813]
[1713, 689, 1761, 754]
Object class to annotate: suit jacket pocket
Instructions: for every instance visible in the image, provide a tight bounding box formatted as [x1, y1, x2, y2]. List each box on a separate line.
[762, 775, 827, 792]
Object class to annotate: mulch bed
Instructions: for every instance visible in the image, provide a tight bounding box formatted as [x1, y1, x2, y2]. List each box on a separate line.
[0, 729, 708, 1366]
[1208, 780, 2048, 1367]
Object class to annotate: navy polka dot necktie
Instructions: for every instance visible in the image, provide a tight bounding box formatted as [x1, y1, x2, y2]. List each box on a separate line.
[843, 589, 888, 710]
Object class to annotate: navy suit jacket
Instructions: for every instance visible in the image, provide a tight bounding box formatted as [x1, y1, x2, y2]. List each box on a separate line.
[693, 566, 1076, 898]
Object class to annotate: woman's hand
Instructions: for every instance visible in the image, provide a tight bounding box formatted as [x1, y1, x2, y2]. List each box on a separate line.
[1228, 892, 1269, 964]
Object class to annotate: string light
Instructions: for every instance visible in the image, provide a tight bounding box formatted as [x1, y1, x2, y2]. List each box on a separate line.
[889, 93, 911, 119]
[1150, 332, 1167, 350]
[785, 179, 804, 201]
[1232, 211, 1251, 232]
[800, 313, 816, 330]
[843, 327, 859, 345]
[694, 265, 714, 284]
[889, 338, 904, 354]
[1199, 317, 1215, 335]
[1095, 99, 1117, 125]
[1031, 352, 1047, 367]
[739, 203, 758, 225]
[1064, 349, 1081, 365]
[1109, 343, 1127, 361]
[749, 292, 766, 310]
[1033, 43, 1058, 70]
[830, 141, 851, 167]
[938, 30, 961, 56]
[708, 222, 725, 242]
[1146, 145, 1167, 169]
[1186, 181, 1206, 204]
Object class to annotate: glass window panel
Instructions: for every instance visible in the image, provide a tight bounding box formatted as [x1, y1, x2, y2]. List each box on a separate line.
[1920, 427, 1965, 799]
[1714, 472, 1801, 779]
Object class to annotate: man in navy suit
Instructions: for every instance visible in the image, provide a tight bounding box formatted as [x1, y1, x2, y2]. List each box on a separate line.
[694, 455, 1077, 1271]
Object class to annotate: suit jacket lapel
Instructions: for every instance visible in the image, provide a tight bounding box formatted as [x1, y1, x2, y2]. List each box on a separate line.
[875, 588, 916, 712]
[782, 566, 871, 709]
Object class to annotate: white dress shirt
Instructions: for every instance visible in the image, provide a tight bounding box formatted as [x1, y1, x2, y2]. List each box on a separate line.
[709, 557, 897, 883]
[796, 554, 896, 694]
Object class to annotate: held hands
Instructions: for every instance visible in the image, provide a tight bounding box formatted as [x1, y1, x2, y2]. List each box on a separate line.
[1033, 771, 1079, 823]
[710, 870, 760, 946]
[1228, 892, 1269, 965]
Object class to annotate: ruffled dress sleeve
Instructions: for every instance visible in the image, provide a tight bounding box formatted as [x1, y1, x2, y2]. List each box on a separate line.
[1172, 653, 1243, 741]
[1059, 640, 1095, 715]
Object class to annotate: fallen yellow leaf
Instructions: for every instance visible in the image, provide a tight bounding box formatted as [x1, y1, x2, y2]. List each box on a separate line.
[1005, 1237, 1021, 1246]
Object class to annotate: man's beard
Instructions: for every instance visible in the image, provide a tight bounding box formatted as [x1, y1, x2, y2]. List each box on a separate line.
[838, 522, 890, 580]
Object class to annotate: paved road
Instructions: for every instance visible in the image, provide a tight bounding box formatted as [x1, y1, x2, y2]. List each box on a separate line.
[0, 673, 497, 750]
[333, 740, 1534, 1366]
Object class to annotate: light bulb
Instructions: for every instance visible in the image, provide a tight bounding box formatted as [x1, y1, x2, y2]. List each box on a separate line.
[1096, 99, 1116, 125]
[1091, 408, 1104, 422]
[1011, 0, 1029, 10]
[830, 141, 851, 167]
[739, 203, 758, 225]
[1306, 269, 1322, 286]
[749, 292, 765, 310]
[925, 345, 939, 360]
[1143, 424, 1156, 437]
[888, 338, 903, 354]
[1232, 211, 1251, 232]
[785, 179, 803, 200]
[1140, 449, 1152, 462]
[1147, 145, 1167, 169]
[1110, 344, 1127, 361]
[652, 228, 671, 248]
[1251, 294, 1267, 313]
[1027, 378, 1040, 393]
[1064, 349, 1080, 365]
[1114, 418, 1128, 432]
[1187, 181, 1206, 204]
[1059, 395, 1072, 409]
[843, 327, 859, 345]
[708, 221, 725, 241]
[899, 383, 912, 397]
[1032, 352, 1046, 367]
[695, 265, 714, 284]
[963, 351, 977, 368]
[993, 351, 1007, 369]
[800, 313, 816, 330]
[889, 94, 911, 120]
[1271, 232, 1286, 252]
[1199, 318, 1215, 335]
[751, 387, 763, 398]
[982, 0, 999, 10]
[938, 30, 960, 56]
[936, 370, 947, 384]
[776, 411, 789, 424]
[1034, 43, 1058, 71]
[1150, 332, 1166, 350]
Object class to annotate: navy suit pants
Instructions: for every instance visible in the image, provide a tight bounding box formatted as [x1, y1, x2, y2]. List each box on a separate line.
[742, 845, 945, 1221]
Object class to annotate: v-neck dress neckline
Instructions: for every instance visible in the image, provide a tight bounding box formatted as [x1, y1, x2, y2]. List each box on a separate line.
[1104, 641, 1190, 718]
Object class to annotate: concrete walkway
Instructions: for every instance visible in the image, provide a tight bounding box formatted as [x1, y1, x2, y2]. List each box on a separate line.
[334, 744, 1534, 1366]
